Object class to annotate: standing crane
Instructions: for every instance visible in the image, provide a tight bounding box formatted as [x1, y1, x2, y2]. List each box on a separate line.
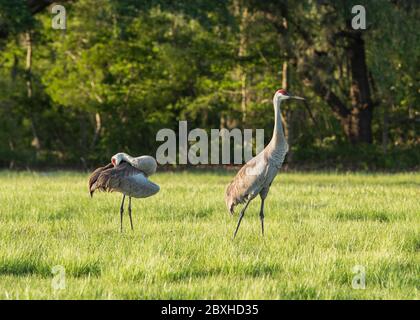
[89, 153, 160, 232]
[225, 89, 305, 238]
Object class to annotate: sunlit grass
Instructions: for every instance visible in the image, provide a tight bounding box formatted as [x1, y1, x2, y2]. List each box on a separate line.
[0, 170, 418, 299]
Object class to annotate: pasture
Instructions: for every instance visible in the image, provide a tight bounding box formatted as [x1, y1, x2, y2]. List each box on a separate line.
[0, 171, 418, 299]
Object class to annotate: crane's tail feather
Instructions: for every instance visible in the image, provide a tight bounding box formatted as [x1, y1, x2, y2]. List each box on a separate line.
[225, 182, 239, 215]
[229, 204, 235, 215]
[225, 195, 236, 215]
[88, 163, 113, 198]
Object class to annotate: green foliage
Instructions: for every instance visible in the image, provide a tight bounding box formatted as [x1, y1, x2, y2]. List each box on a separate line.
[0, 0, 418, 168]
[293, 144, 420, 171]
[0, 0, 34, 39]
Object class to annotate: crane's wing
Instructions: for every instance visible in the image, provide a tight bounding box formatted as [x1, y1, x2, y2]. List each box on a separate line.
[225, 153, 270, 214]
[117, 173, 160, 198]
[88, 162, 113, 197]
[130, 155, 157, 177]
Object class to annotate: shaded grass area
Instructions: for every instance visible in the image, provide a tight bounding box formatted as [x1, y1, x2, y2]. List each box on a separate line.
[0, 170, 419, 299]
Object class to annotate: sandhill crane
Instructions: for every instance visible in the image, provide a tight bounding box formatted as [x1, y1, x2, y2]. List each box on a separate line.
[89, 153, 160, 232]
[225, 89, 305, 238]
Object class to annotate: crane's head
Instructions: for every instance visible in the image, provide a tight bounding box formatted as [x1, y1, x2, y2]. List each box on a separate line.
[274, 89, 305, 103]
[111, 152, 126, 167]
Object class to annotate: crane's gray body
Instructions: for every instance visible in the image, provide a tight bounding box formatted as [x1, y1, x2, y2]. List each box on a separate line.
[89, 156, 160, 198]
[225, 139, 288, 214]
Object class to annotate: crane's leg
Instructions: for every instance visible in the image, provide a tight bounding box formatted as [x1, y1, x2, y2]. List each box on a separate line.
[120, 194, 126, 232]
[259, 197, 265, 236]
[128, 196, 134, 231]
[233, 198, 252, 239]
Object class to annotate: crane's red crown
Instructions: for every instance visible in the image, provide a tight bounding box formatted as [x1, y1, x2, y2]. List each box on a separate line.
[276, 89, 288, 95]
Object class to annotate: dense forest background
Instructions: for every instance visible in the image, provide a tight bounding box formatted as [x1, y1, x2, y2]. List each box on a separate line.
[0, 0, 418, 170]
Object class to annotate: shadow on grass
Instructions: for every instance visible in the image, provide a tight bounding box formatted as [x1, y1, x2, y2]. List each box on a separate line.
[0, 257, 101, 278]
[333, 210, 391, 222]
[403, 234, 420, 253]
[163, 262, 283, 282]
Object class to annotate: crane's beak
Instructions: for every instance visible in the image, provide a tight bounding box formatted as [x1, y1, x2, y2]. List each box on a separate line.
[290, 95, 305, 100]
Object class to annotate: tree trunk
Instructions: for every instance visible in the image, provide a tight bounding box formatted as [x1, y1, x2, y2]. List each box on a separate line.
[234, 0, 249, 124]
[300, 31, 374, 144]
[27, 0, 54, 14]
[90, 112, 102, 149]
[282, 60, 294, 167]
[347, 32, 374, 144]
[25, 31, 41, 151]
[280, 14, 294, 167]
[382, 104, 389, 154]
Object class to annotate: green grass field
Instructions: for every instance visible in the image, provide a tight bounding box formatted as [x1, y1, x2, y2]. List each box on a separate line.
[0, 170, 418, 299]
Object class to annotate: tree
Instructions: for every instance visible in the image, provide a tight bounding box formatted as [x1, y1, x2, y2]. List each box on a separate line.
[0, 0, 418, 168]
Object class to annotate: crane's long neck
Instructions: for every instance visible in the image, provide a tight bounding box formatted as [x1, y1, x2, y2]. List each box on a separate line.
[269, 99, 289, 155]
[122, 153, 135, 165]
